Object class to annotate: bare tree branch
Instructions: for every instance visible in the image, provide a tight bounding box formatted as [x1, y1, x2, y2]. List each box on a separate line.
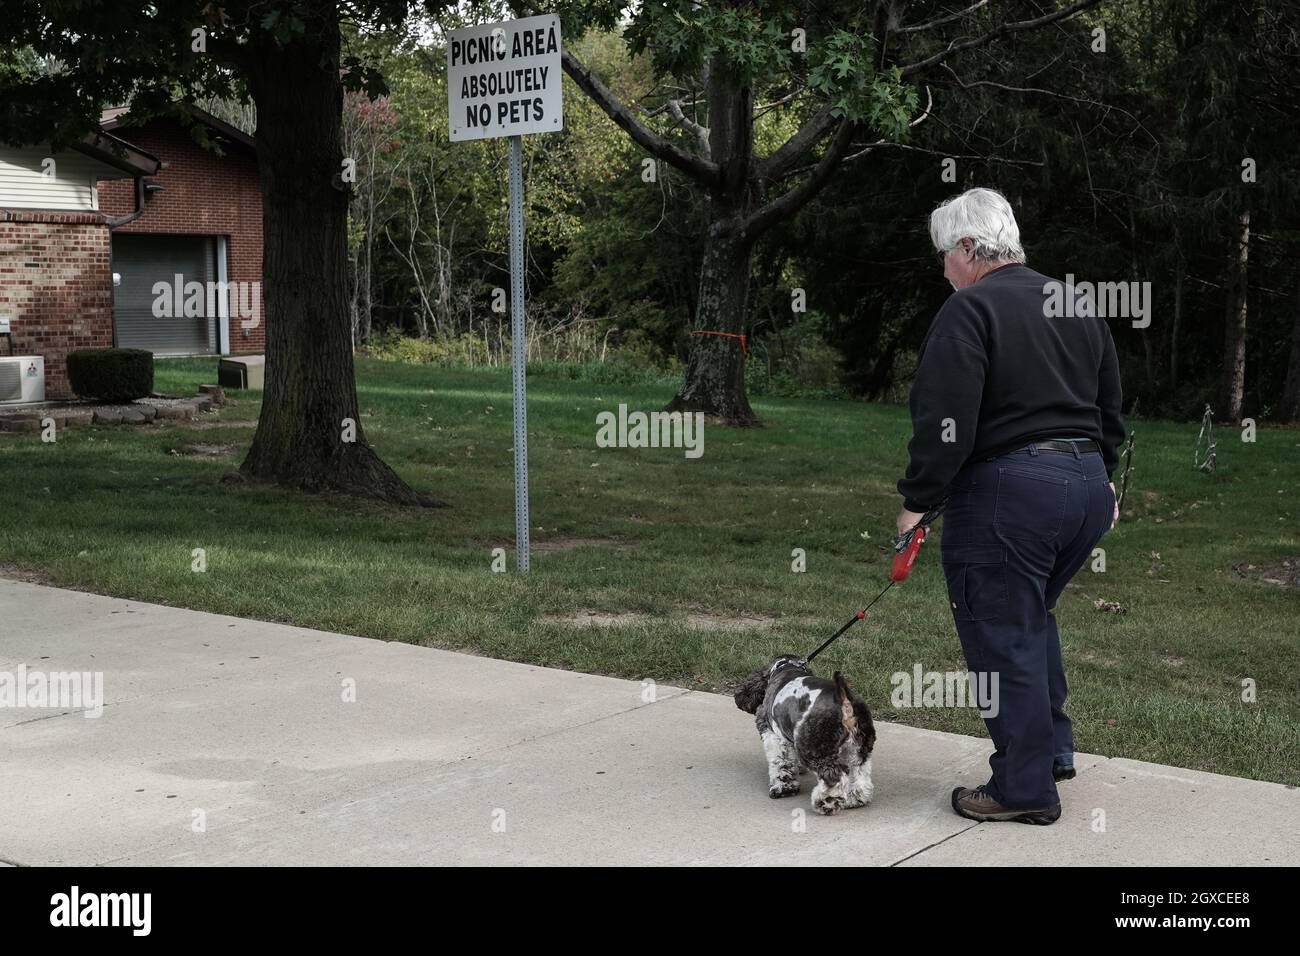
[941, 63, 1162, 146]
[790, 86, 934, 173]
[755, 104, 838, 183]
[666, 99, 711, 159]
[896, 0, 991, 34]
[640, 98, 710, 157]
[845, 140, 1044, 166]
[561, 48, 720, 187]
[897, 0, 1102, 79]
[642, 97, 704, 117]
[873, 0, 891, 70]
[754, 89, 803, 116]
[745, 120, 856, 238]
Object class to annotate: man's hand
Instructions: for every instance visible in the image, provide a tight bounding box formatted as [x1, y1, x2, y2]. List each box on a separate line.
[896, 504, 925, 538]
[1109, 482, 1118, 531]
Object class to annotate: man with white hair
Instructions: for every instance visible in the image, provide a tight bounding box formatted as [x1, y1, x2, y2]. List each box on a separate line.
[896, 187, 1125, 825]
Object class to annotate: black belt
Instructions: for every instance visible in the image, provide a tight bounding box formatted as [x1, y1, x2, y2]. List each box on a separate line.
[1030, 439, 1100, 455]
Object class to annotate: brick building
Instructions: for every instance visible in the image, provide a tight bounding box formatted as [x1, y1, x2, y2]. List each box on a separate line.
[0, 106, 264, 400]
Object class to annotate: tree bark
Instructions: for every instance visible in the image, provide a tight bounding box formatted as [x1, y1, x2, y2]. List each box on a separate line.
[1279, 271, 1300, 422]
[667, 219, 758, 422]
[1216, 210, 1250, 423]
[239, 11, 434, 505]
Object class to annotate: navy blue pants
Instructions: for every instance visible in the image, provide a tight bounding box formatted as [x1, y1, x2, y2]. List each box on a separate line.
[939, 444, 1113, 809]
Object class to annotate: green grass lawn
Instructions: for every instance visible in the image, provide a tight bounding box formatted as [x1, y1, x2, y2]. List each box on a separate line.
[3, 356, 1297, 784]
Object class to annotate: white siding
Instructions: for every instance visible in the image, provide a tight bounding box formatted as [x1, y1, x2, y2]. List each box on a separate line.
[0, 143, 133, 210]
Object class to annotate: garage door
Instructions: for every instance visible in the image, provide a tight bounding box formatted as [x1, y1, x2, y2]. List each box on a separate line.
[112, 234, 219, 355]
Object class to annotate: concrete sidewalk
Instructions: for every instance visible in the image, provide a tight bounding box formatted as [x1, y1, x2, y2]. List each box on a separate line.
[1, 578, 1295, 866]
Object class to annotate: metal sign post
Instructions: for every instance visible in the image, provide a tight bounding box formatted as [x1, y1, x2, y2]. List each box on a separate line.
[447, 13, 562, 574]
[507, 134, 530, 573]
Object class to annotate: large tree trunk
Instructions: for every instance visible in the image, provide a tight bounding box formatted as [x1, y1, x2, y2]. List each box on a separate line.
[1279, 271, 1300, 422]
[665, 71, 759, 425]
[239, 13, 433, 505]
[666, 219, 758, 423]
[1216, 210, 1250, 423]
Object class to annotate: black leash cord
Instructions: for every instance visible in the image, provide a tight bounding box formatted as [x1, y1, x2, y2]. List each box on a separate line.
[803, 499, 947, 666]
[804, 579, 897, 666]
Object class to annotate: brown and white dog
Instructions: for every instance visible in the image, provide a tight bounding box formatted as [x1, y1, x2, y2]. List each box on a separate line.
[734, 656, 876, 815]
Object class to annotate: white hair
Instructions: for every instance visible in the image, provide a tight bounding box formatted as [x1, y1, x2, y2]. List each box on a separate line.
[929, 187, 1026, 262]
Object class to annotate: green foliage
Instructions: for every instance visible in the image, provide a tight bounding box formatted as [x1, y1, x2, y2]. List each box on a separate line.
[808, 50, 916, 135]
[618, 1, 917, 138]
[770, 0, 1300, 420]
[259, 7, 308, 44]
[355, 23, 696, 363]
[0, 45, 42, 82]
[364, 328, 490, 366]
[17, 0, 1289, 421]
[625, 1, 797, 84]
[66, 348, 155, 402]
[746, 312, 848, 399]
[0, 1, 243, 149]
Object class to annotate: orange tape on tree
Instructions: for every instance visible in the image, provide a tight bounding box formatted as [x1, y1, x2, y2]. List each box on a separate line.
[689, 330, 748, 358]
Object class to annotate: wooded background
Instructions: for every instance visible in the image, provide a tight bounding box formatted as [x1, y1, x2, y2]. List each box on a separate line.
[6, 0, 1297, 501]
[231, 0, 1300, 425]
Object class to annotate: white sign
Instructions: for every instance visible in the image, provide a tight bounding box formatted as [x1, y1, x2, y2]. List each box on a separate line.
[447, 14, 563, 142]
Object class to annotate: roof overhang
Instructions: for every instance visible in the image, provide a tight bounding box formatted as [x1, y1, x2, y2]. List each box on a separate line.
[100, 103, 256, 153]
[70, 131, 160, 177]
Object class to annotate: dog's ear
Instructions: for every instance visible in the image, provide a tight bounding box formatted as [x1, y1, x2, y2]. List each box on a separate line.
[734, 665, 769, 714]
[854, 698, 877, 757]
[835, 671, 877, 757]
[833, 671, 857, 733]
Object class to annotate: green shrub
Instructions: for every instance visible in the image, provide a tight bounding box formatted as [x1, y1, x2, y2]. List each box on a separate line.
[606, 327, 667, 370]
[745, 312, 851, 400]
[66, 348, 154, 402]
[364, 329, 490, 366]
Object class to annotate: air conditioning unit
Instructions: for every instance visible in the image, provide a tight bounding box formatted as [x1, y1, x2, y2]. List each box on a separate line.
[0, 356, 45, 405]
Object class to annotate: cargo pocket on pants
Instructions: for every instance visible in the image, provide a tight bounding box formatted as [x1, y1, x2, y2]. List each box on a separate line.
[941, 543, 1008, 622]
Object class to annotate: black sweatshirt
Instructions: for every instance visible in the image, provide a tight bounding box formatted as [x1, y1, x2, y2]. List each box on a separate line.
[897, 263, 1126, 512]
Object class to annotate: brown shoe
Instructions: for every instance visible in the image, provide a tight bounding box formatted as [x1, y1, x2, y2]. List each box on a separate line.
[951, 786, 1061, 825]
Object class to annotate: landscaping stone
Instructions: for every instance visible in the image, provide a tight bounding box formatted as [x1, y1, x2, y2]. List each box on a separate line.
[57, 409, 95, 427]
[3, 383, 220, 433]
[154, 404, 194, 421]
[0, 414, 40, 433]
[198, 384, 227, 406]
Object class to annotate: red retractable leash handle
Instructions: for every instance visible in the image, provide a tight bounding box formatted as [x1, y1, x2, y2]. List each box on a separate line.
[891, 501, 947, 582]
[890, 522, 931, 582]
[803, 503, 945, 666]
